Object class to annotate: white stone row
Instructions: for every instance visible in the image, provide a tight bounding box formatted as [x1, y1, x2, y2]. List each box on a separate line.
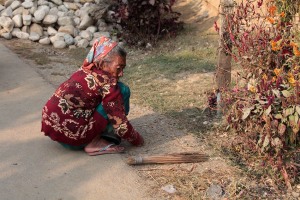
[0, 0, 115, 48]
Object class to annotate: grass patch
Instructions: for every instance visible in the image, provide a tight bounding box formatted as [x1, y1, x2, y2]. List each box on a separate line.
[123, 27, 219, 133]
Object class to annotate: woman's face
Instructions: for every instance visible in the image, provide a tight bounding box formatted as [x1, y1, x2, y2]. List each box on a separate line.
[102, 55, 126, 80]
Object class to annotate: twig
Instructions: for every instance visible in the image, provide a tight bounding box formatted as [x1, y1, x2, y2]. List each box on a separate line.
[147, 172, 160, 185]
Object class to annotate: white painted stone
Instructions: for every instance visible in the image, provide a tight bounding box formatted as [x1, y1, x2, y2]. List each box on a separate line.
[89, 38, 96, 46]
[22, 14, 32, 26]
[49, 7, 58, 15]
[39, 37, 50, 44]
[22, 1, 34, 9]
[50, 33, 64, 44]
[37, 0, 48, 6]
[22, 9, 30, 15]
[57, 16, 74, 26]
[57, 11, 66, 17]
[69, 45, 76, 49]
[12, 7, 23, 16]
[0, 5, 6, 12]
[12, 14, 22, 28]
[75, 3, 82, 8]
[53, 40, 67, 48]
[11, 28, 21, 37]
[94, 31, 110, 38]
[4, 0, 14, 8]
[1, 7, 13, 17]
[30, 23, 43, 36]
[63, 33, 74, 45]
[43, 31, 48, 37]
[0, 29, 7, 35]
[1, 32, 12, 39]
[10, 1, 21, 10]
[77, 38, 89, 48]
[34, 8, 46, 21]
[66, 10, 75, 17]
[43, 14, 58, 25]
[58, 5, 68, 12]
[78, 14, 93, 30]
[74, 35, 81, 45]
[0, 16, 14, 32]
[80, 30, 92, 41]
[86, 26, 97, 33]
[58, 25, 75, 36]
[29, 32, 40, 41]
[15, 31, 29, 39]
[74, 9, 81, 17]
[97, 19, 108, 31]
[64, 2, 78, 10]
[30, 6, 37, 15]
[47, 26, 57, 36]
[74, 17, 80, 25]
[48, 2, 55, 8]
[50, 0, 63, 6]
[22, 25, 30, 33]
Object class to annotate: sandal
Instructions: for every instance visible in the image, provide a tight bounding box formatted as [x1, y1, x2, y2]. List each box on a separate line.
[86, 143, 125, 156]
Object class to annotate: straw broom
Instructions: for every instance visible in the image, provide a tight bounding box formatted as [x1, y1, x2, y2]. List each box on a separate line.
[127, 152, 209, 165]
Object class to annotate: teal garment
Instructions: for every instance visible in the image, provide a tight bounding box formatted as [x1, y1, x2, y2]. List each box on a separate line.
[96, 82, 130, 118]
[60, 143, 87, 150]
[59, 82, 130, 150]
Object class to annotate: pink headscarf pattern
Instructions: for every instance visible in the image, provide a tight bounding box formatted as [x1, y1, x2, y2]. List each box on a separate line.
[82, 37, 118, 71]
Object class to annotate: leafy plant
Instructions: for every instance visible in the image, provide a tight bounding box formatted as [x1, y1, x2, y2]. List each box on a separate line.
[216, 0, 300, 190]
[110, 0, 183, 45]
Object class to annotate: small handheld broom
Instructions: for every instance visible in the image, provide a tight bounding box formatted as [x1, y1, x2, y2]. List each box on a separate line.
[127, 152, 209, 165]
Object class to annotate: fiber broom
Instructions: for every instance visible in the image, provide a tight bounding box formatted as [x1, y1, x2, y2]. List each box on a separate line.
[127, 152, 209, 165]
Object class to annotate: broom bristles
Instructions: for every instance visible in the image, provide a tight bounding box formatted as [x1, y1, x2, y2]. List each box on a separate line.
[127, 152, 209, 165]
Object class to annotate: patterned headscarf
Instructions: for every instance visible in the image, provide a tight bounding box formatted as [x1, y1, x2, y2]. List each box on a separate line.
[82, 37, 118, 71]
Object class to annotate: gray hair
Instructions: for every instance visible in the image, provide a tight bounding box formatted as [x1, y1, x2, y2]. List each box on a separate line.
[103, 44, 127, 63]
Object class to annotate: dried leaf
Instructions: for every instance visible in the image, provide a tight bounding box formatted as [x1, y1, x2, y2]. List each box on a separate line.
[272, 89, 280, 98]
[282, 90, 291, 97]
[294, 112, 299, 124]
[274, 114, 283, 119]
[278, 123, 286, 135]
[262, 135, 270, 149]
[296, 106, 300, 115]
[264, 106, 271, 116]
[289, 115, 295, 125]
[284, 107, 294, 117]
[242, 107, 251, 120]
[272, 137, 282, 148]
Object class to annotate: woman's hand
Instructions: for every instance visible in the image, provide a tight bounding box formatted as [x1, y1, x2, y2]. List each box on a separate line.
[131, 131, 144, 147]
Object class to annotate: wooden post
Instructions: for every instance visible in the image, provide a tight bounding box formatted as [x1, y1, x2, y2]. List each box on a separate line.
[216, 0, 234, 90]
[215, 0, 234, 118]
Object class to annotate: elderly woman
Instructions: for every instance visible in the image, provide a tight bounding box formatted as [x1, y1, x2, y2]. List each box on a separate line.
[41, 37, 144, 156]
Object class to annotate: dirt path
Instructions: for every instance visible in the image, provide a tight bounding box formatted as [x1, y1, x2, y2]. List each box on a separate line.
[0, 43, 150, 200]
[0, 0, 248, 199]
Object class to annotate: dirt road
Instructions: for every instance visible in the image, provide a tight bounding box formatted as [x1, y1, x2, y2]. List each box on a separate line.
[0, 43, 150, 200]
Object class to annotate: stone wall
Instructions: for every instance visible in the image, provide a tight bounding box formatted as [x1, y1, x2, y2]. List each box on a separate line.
[0, 0, 117, 48]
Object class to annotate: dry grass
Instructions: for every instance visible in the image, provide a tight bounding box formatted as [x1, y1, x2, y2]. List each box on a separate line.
[123, 25, 219, 134]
